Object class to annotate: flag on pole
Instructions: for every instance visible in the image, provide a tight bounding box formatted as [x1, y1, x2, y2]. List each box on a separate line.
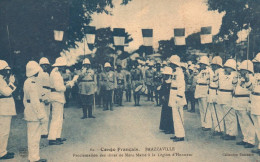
[200, 26, 212, 44]
[113, 28, 125, 47]
[142, 29, 153, 46]
[85, 26, 96, 51]
[54, 30, 64, 41]
[174, 28, 186, 45]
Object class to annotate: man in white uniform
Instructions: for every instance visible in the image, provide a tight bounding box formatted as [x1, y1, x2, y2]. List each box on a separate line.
[168, 55, 186, 142]
[23, 61, 47, 162]
[217, 59, 238, 140]
[208, 56, 223, 135]
[250, 53, 260, 155]
[233, 60, 255, 148]
[0, 60, 16, 160]
[195, 56, 211, 131]
[38, 57, 52, 138]
[48, 57, 69, 145]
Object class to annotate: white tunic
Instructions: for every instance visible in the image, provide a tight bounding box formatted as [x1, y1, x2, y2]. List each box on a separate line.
[251, 73, 260, 115]
[195, 68, 210, 99]
[49, 68, 66, 104]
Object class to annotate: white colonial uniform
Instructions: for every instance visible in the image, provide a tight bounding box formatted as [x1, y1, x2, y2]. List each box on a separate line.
[208, 68, 222, 132]
[23, 77, 47, 162]
[195, 68, 211, 128]
[217, 70, 238, 137]
[48, 67, 66, 141]
[232, 74, 255, 145]
[250, 73, 260, 149]
[168, 67, 186, 138]
[0, 75, 16, 158]
[37, 70, 51, 136]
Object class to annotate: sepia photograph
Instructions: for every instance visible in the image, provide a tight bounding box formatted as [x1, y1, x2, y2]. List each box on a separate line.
[0, 0, 260, 161]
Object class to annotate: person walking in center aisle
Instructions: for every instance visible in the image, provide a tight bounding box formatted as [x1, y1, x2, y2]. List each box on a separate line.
[145, 61, 155, 102]
[77, 58, 96, 119]
[195, 56, 211, 131]
[23, 61, 47, 162]
[232, 60, 255, 148]
[208, 56, 223, 136]
[38, 57, 52, 139]
[168, 55, 186, 142]
[0, 60, 16, 160]
[48, 57, 70, 145]
[131, 60, 143, 106]
[115, 64, 126, 106]
[217, 59, 238, 140]
[159, 66, 174, 135]
[250, 53, 260, 155]
[154, 62, 163, 106]
[101, 62, 116, 111]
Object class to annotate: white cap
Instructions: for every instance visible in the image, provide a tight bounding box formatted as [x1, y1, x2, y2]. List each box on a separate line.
[26, 61, 41, 77]
[169, 55, 181, 66]
[199, 56, 209, 66]
[0, 60, 11, 70]
[187, 61, 192, 65]
[239, 60, 254, 73]
[162, 66, 173, 75]
[188, 64, 195, 71]
[104, 62, 111, 67]
[52, 57, 67, 67]
[224, 59, 236, 70]
[148, 61, 154, 66]
[83, 58, 91, 65]
[180, 62, 188, 69]
[211, 56, 222, 67]
[39, 57, 50, 65]
[162, 61, 167, 65]
[253, 53, 260, 62]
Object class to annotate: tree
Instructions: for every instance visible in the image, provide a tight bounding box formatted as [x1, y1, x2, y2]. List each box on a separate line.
[0, 0, 132, 68]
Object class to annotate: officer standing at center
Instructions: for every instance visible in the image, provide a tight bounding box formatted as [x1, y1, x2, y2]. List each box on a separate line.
[168, 55, 186, 142]
[38, 57, 52, 139]
[23, 61, 47, 162]
[48, 57, 69, 145]
[0, 60, 16, 160]
[78, 58, 96, 119]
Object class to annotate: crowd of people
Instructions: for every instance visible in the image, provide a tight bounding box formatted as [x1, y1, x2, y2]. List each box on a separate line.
[0, 52, 260, 161]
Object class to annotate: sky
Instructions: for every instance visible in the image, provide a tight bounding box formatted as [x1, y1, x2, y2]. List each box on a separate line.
[63, 0, 226, 65]
[90, 0, 225, 51]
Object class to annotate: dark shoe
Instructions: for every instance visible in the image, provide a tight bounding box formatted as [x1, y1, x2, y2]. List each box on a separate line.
[49, 140, 63, 145]
[223, 135, 236, 140]
[251, 149, 260, 154]
[212, 131, 222, 136]
[236, 141, 247, 145]
[137, 104, 141, 106]
[173, 137, 184, 142]
[88, 116, 96, 118]
[202, 128, 211, 131]
[244, 143, 255, 148]
[57, 138, 67, 142]
[41, 135, 48, 138]
[6, 152, 15, 156]
[0, 153, 14, 160]
[81, 116, 87, 119]
[35, 159, 47, 162]
[170, 136, 177, 140]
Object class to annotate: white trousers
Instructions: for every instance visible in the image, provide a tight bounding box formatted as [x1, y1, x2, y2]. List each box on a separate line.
[172, 105, 185, 138]
[209, 103, 222, 132]
[0, 116, 12, 157]
[27, 121, 41, 162]
[251, 115, 260, 149]
[198, 98, 212, 128]
[215, 104, 225, 132]
[236, 110, 255, 145]
[223, 106, 237, 136]
[41, 104, 50, 135]
[48, 102, 64, 140]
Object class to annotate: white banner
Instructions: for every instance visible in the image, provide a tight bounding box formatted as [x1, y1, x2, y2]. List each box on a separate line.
[143, 37, 153, 46]
[200, 34, 213, 44]
[114, 36, 125, 46]
[174, 36, 186, 45]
